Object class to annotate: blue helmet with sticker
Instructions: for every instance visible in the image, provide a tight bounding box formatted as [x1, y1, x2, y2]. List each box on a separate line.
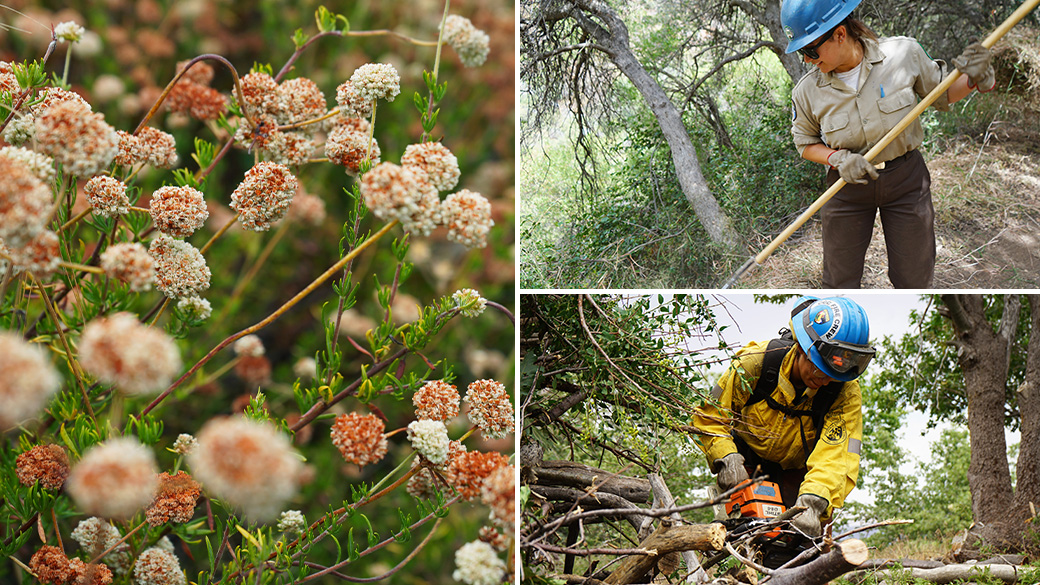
[781, 0, 863, 55]
[790, 296, 874, 382]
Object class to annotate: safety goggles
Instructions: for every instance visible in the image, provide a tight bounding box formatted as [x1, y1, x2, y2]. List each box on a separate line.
[797, 27, 836, 61]
[801, 309, 875, 376]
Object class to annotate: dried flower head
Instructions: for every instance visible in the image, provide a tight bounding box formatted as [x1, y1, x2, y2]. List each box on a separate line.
[55, 21, 86, 43]
[30, 87, 91, 116]
[286, 190, 327, 226]
[277, 76, 327, 126]
[481, 464, 515, 531]
[16, 444, 69, 490]
[133, 547, 185, 585]
[449, 450, 509, 500]
[79, 312, 182, 395]
[146, 471, 201, 526]
[233, 334, 265, 357]
[360, 162, 441, 235]
[230, 162, 298, 231]
[149, 234, 211, 299]
[349, 63, 400, 103]
[7, 229, 62, 277]
[84, 176, 130, 218]
[453, 540, 507, 585]
[464, 379, 514, 439]
[166, 81, 227, 121]
[137, 126, 179, 168]
[66, 438, 160, 520]
[277, 510, 306, 534]
[407, 420, 451, 465]
[112, 129, 142, 166]
[442, 15, 491, 67]
[177, 60, 215, 86]
[453, 288, 487, 317]
[0, 146, 56, 183]
[149, 185, 209, 238]
[35, 100, 118, 177]
[441, 189, 494, 248]
[171, 434, 198, 455]
[325, 122, 380, 173]
[71, 517, 131, 574]
[335, 81, 373, 118]
[239, 71, 281, 117]
[0, 331, 60, 429]
[188, 416, 303, 521]
[176, 295, 212, 321]
[69, 559, 114, 585]
[29, 545, 76, 585]
[331, 413, 388, 467]
[101, 242, 155, 291]
[401, 142, 460, 192]
[0, 152, 53, 248]
[413, 380, 460, 421]
[406, 440, 467, 499]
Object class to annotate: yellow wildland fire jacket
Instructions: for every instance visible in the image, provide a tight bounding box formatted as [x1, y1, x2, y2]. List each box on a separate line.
[693, 340, 863, 510]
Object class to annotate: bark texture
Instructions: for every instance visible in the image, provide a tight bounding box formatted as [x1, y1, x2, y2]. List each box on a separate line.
[533, 459, 652, 503]
[868, 562, 1022, 584]
[1015, 296, 1040, 518]
[603, 523, 727, 584]
[766, 539, 869, 585]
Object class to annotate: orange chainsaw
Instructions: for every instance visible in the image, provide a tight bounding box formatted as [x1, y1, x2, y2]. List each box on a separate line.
[708, 481, 813, 569]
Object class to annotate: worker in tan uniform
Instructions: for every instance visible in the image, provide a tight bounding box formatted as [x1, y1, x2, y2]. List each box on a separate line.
[783, 0, 997, 288]
[692, 296, 874, 537]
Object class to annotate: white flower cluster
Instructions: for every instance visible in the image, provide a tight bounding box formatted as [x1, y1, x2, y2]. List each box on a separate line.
[70, 517, 133, 575]
[401, 142, 460, 192]
[234, 334, 265, 357]
[442, 15, 491, 67]
[277, 510, 306, 534]
[149, 235, 211, 299]
[350, 63, 401, 103]
[453, 288, 487, 318]
[406, 419, 450, 465]
[54, 21, 86, 43]
[101, 242, 155, 292]
[360, 162, 440, 236]
[177, 295, 212, 321]
[0, 331, 61, 429]
[65, 438, 160, 520]
[230, 162, 299, 231]
[0, 147, 55, 183]
[133, 547, 186, 585]
[452, 540, 507, 585]
[171, 433, 199, 455]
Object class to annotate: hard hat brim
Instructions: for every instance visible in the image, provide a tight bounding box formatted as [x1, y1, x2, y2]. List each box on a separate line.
[783, 1, 861, 55]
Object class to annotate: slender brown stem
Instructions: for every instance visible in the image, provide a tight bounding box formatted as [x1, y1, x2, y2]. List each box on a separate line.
[139, 221, 398, 418]
[200, 215, 239, 255]
[298, 517, 443, 583]
[58, 208, 92, 233]
[88, 520, 146, 564]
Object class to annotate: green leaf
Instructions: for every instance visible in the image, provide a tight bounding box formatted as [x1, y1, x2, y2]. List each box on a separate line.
[292, 28, 308, 49]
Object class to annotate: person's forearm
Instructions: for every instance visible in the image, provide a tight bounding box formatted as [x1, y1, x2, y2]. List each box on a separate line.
[946, 73, 977, 104]
[801, 143, 838, 166]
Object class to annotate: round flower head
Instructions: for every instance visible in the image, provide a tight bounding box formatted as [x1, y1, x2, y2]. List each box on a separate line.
[464, 379, 514, 439]
[277, 76, 327, 126]
[146, 471, 201, 526]
[35, 100, 118, 177]
[3, 112, 35, 145]
[30, 546, 76, 585]
[137, 126, 179, 168]
[407, 420, 450, 465]
[0, 146, 56, 183]
[84, 176, 130, 218]
[360, 162, 441, 236]
[0, 153, 53, 248]
[66, 438, 160, 520]
[286, 190, 327, 226]
[8, 229, 62, 277]
[188, 416, 303, 521]
[277, 510, 306, 535]
[112, 129, 143, 167]
[449, 450, 508, 500]
[30, 87, 91, 116]
[239, 71, 282, 117]
[401, 142, 460, 192]
[441, 189, 494, 248]
[230, 161, 298, 231]
[453, 288, 487, 317]
[453, 540, 507, 585]
[149, 185, 209, 238]
[54, 21, 86, 43]
[16, 444, 69, 490]
[101, 242, 155, 292]
[481, 464, 515, 531]
[79, 312, 182, 395]
[234, 355, 272, 388]
[406, 440, 466, 499]
[233, 334, 265, 357]
[71, 517, 131, 573]
[176, 295, 212, 321]
[0, 331, 60, 429]
[149, 234, 211, 299]
[413, 380, 460, 421]
[335, 81, 373, 118]
[331, 412, 388, 467]
[133, 547, 185, 585]
[171, 434, 198, 455]
[166, 81, 227, 121]
[349, 63, 400, 103]
[177, 60, 215, 86]
[442, 15, 491, 67]
[325, 122, 380, 173]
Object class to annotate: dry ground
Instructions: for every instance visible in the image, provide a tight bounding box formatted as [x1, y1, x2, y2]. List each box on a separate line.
[737, 29, 1040, 290]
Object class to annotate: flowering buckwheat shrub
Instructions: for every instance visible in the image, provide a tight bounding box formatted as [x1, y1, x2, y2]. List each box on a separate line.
[0, 3, 512, 582]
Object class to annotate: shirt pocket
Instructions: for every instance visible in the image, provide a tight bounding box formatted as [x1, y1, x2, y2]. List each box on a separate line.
[820, 112, 850, 149]
[877, 87, 915, 119]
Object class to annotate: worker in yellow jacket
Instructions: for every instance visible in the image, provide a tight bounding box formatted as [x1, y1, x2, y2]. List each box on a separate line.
[692, 296, 875, 537]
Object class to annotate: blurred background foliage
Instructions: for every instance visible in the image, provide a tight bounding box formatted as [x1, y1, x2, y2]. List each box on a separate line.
[0, 0, 514, 582]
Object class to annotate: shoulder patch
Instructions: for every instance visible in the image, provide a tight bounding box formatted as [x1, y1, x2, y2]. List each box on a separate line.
[821, 414, 847, 446]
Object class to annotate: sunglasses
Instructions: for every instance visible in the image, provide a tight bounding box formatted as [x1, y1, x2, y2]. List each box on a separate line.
[800, 306, 875, 377]
[798, 28, 836, 60]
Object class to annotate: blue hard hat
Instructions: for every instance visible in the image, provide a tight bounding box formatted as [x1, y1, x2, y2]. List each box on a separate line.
[790, 296, 874, 382]
[781, 0, 863, 55]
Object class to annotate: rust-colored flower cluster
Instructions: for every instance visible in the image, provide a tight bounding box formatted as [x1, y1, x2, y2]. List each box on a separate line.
[29, 545, 113, 585]
[359, 162, 440, 236]
[230, 162, 298, 231]
[449, 450, 509, 500]
[84, 176, 130, 218]
[413, 380, 461, 421]
[330, 412, 388, 467]
[149, 185, 209, 238]
[166, 60, 228, 121]
[325, 118, 380, 173]
[16, 444, 69, 490]
[100, 242, 155, 292]
[34, 100, 118, 178]
[464, 379, 515, 439]
[149, 235, 212, 299]
[65, 437, 160, 520]
[146, 471, 201, 526]
[481, 464, 515, 532]
[78, 312, 182, 395]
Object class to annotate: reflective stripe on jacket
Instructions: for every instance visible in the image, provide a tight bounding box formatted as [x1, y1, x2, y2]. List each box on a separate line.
[692, 340, 863, 510]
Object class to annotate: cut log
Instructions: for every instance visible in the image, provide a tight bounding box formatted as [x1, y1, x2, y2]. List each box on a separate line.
[647, 472, 709, 583]
[766, 539, 868, 585]
[604, 524, 726, 585]
[857, 558, 946, 570]
[535, 460, 652, 503]
[868, 563, 1022, 584]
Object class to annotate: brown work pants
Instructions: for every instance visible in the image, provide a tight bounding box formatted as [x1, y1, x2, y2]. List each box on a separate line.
[821, 149, 935, 288]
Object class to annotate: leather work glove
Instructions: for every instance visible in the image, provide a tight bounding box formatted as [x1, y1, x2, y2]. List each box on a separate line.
[714, 453, 749, 491]
[790, 494, 830, 537]
[953, 41, 996, 92]
[828, 149, 879, 185]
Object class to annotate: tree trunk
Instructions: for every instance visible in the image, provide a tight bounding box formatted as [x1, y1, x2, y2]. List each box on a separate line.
[603, 523, 726, 584]
[1015, 296, 1040, 517]
[940, 294, 1015, 525]
[731, 0, 806, 84]
[767, 539, 869, 585]
[533, 460, 652, 502]
[569, 0, 741, 250]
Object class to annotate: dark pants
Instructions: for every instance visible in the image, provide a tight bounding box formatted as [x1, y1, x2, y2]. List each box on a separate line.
[821, 149, 935, 289]
[734, 436, 807, 508]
